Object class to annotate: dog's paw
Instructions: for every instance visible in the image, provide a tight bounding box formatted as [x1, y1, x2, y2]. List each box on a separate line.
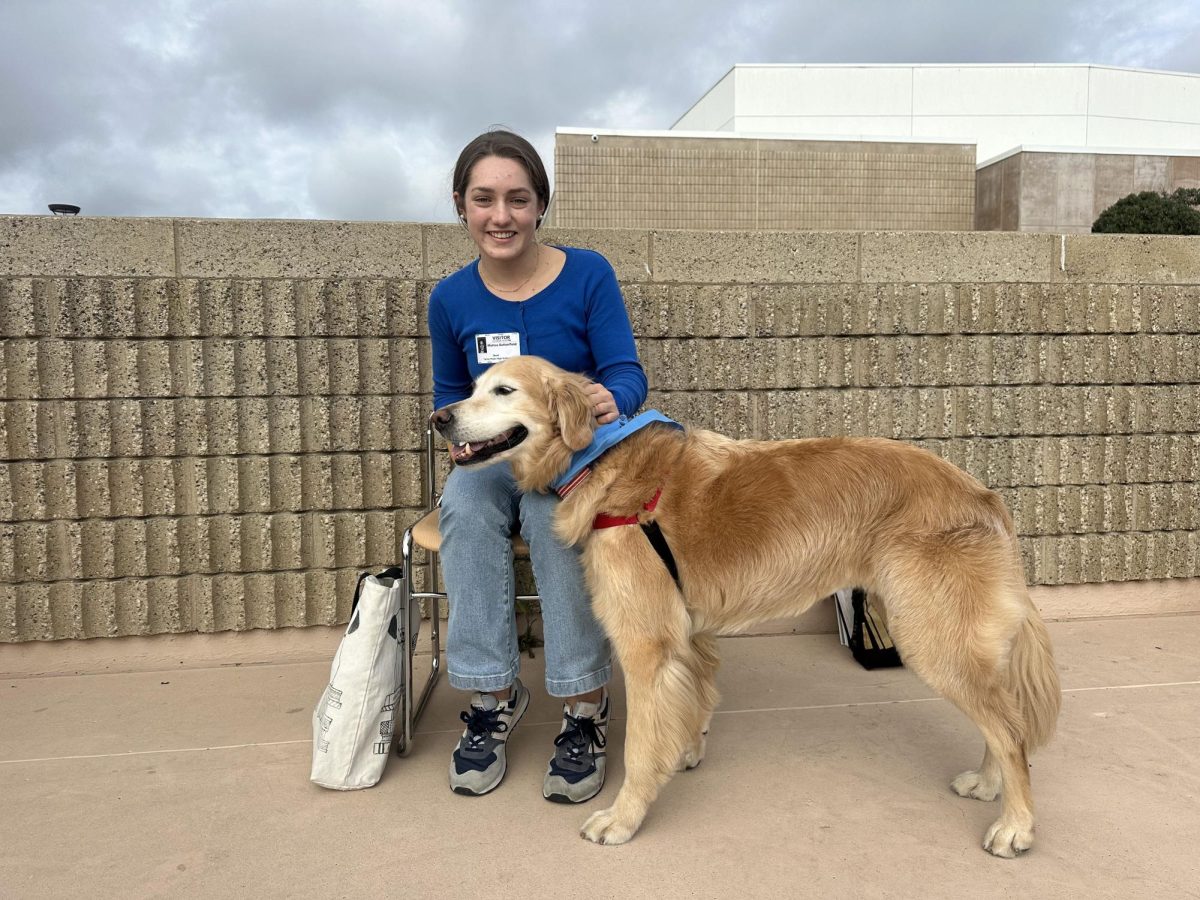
[580, 808, 637, 845]
[982, 818, 1034, 858]
[677, 731, 708, 771]
[951, 769, 1000, 801]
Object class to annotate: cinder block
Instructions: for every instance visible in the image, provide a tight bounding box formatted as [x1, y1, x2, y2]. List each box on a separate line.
[80, 580, 118, 638]
[0, 583, 16, 642]
[263, 340, 299, 395]
[48, 581, 85, 639]
[79, 520, 115, 579]
[237, 456, 272, 512]
[386, 280, 423, 337]
[273, 571, 308, 627]
[262, 397, 301, 454]
[271, 513, 304, 570]
[268, 455, 302, 512]
[207, 515, 242, 575]
[15, 582, 54, 641]
[136, 340, 172, 396]
[68, 341, 107, 398]
[3, 340, 40, 398]
[141, 399, 178, 457]
[172, 458, 207, 513]
[326, 338, 360, 395]
[231, 339, 268, 396]
[0, 278, 38, 336]
[262, 280, 297, 336]
[146, 578, 186, 633]
[623, 284, 671, 337]
[301, 455, 334, 512]
[388, 340, 423, 394]
[388, 452, 424, 508]
[861, 232, 1059, 284]
[0, 216, 175, 278]
[205, 456, 239, 513]
[296, 338, 330, 396]
[177, 517, 210, 574]
[211, 574, 247, 631]
[240, 514, 273, 572]
[197, 280, 237, 335]
[113, 519, 148, 579]
[294, 280, 329, 336]
[99, 340, 137, 396]
[141, 458, 176, 516]
[176, 219, 423, 279]
[115, 579, 151, 635]
[234, 398, 268, 455]
[5, 462, 43, 520]
[132, 279, 171, 336]
[170, 280, 203, 336]
[333, 512, 366, 569]
[330, 454, 363, 511]
[364, 510, 398, 569]
[305, 570, 339, 625]
[305, 513, 338, 570]
[1065, 234, 1200, 284]
[653, 230, 858, 284]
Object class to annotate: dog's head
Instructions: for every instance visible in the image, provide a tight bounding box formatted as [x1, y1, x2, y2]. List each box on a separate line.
[432, 356, 597, 491]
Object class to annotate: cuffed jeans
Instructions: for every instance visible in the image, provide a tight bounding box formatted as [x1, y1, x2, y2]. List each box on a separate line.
[439, 460, 612, 697]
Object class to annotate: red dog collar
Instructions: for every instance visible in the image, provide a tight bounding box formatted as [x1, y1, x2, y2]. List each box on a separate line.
[593, 488, 663, 530]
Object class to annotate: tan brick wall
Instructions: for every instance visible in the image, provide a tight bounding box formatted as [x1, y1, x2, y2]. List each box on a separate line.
[549, 133, 976, 231]
[2, 218, 1199, 641]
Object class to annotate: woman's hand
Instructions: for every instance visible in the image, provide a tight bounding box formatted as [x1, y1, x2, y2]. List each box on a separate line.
[585, 383, 619, 425]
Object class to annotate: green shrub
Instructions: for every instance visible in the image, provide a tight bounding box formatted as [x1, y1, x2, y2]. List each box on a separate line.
[1092, 190, 1200, 235]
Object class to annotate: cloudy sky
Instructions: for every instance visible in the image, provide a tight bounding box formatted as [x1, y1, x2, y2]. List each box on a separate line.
[2, 0, 1198, 222]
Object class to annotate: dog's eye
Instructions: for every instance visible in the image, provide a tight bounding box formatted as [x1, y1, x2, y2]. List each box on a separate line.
[492, 385, 516, 396]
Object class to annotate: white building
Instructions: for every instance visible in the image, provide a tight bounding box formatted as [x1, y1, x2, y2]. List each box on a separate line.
[673, 64, 1200, 166]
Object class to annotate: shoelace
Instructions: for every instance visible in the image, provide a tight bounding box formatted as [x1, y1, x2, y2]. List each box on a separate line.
[553, 712, 607, 762]
[459, 705, 508, 748]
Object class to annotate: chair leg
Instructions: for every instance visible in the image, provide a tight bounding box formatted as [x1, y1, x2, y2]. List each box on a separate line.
[396, 534, 444, 757]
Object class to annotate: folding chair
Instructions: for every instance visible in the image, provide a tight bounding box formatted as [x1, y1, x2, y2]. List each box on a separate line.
[395, 415, 540, 755]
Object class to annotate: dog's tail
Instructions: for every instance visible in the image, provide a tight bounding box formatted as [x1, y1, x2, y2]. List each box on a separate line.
[1007, 611, 1061, 752]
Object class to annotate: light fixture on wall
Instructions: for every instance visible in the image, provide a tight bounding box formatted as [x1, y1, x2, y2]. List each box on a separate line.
[48, 204, 81, 215]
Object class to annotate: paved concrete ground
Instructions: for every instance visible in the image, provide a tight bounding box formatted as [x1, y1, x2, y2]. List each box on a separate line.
[2, 614, 1199, 899]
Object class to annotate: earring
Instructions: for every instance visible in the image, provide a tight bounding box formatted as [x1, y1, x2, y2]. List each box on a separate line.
[458, 214, 467, 225]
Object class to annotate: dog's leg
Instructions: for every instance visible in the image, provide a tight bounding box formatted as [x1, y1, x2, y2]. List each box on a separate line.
[580, 637, 698, 845]
[951, 746, 1002, 801]
[678, 633, 720, 771]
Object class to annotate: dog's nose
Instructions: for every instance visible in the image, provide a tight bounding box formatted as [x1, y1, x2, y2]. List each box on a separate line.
[431, 408, 453, 430]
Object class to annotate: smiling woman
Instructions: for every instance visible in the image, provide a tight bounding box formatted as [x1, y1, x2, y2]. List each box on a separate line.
[426, 128, 647, 804]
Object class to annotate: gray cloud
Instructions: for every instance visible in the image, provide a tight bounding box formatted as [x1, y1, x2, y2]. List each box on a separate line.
[1, 0, 1197, 221]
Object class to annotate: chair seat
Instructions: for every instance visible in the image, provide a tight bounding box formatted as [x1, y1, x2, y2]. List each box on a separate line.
[410, 509, 530, 556]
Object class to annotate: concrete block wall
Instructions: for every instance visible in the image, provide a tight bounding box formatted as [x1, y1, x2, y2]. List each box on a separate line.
[2, 217, 1199, 642]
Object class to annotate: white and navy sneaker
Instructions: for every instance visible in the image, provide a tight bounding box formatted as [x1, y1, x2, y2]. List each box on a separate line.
[449, 678, 530, 796]
[543, 690, 609, 804]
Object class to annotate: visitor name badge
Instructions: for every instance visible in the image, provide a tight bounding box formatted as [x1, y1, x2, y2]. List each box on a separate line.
[475, 332, 521, 364]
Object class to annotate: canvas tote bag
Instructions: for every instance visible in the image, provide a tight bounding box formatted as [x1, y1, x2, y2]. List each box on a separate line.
[310, 566, 406, 790]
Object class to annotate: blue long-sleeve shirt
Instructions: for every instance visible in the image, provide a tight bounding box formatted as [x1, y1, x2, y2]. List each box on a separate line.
[428, 246, 648, 415]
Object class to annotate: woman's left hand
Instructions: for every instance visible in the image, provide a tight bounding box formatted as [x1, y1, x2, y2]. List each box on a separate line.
[585, 383, 619, 424]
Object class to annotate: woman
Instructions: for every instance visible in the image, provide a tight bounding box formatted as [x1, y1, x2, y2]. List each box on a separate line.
[428, 129, 647, 802]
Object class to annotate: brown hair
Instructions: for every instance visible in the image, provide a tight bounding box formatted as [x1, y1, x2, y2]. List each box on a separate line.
[452, 129, 550, 221]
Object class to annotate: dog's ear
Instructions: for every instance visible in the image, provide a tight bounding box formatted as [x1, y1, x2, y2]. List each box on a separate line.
[551, 375, 596, 451]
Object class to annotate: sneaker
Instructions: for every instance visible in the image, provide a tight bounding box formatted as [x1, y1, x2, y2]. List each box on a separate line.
[543, 690, 609, 804]
[449, 678, 530, 796]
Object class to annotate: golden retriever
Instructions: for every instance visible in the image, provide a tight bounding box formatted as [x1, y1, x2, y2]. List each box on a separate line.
[433, 355, 1061, 858]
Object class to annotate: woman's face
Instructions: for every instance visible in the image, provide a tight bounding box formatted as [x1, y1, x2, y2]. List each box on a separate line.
[455, 155, 544, 264]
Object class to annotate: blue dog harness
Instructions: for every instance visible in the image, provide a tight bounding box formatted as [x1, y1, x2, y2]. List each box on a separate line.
[549, 410, 686, 592]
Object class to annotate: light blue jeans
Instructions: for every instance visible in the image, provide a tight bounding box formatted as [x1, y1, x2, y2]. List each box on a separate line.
[439, 460, 611, 698]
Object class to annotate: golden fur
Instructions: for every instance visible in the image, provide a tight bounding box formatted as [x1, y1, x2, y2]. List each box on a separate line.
[435, 356, 1062, 857]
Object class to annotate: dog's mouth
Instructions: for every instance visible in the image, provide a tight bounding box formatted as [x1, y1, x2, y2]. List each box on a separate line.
[448, 425, 529, 465]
